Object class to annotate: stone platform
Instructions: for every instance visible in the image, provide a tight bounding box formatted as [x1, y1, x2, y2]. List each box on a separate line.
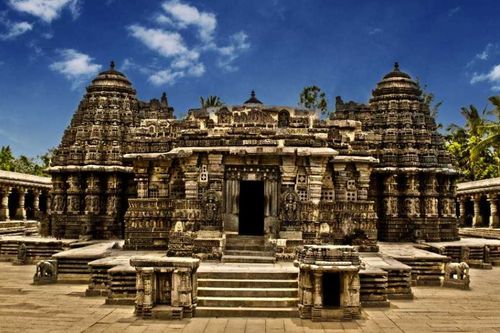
[460, 227, 500, 240]
[1, 261, 500, 332]
[53, 241, 122, 282]
[0, 235, 78, 263]
[378, 243, 450, 286]
[424, 237, 500, 268]
[0, 220, 39, 236]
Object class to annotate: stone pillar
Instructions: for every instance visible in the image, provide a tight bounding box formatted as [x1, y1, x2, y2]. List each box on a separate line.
[356, 164, 371, 201]
[383, 174, 398, 217]
[313, 271, 322, 307]
[472, 195, 482, 228]
[488, 194, 498, 228]
[182, 155, 199, 200]
[458, 197, 467, 226]
[15, 188, 27, 220]
[1, 187, 11, 221]
[33, 190, 41, 214]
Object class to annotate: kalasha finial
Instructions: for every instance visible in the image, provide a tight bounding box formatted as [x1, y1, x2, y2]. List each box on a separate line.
[394, 62, 400, 71]
[110, 60, 115, 70]
[251, 90, 256, 98]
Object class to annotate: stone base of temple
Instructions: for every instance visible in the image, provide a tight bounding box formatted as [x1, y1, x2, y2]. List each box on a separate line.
[378, 217, 459, 242]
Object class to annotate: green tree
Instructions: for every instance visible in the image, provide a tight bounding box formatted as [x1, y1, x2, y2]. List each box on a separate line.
[445, 102, 499, 181]
[299, 86, 328, 115]
[470, 96, 500, 162]
[0, 146, 53, 176]
[0, 146, 15, 171]
[200, 95, 223, 108]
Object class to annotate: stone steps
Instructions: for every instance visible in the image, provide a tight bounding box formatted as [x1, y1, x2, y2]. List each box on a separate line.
[222, 255, 276, 264]
[195, 306, 299, 318]
[198, 278, 298, 288]
[222, 235, 275, 264]
[224, 250, 275, 257]
[198, 296, 298, 308]
[196, 265, 299, 317]
[198, 287, 297, 298]
[198, 271, 296, 280]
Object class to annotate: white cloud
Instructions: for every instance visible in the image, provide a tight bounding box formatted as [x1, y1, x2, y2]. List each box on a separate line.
[0, 21, 33, 40]
[161, 0, 216, 42]
[49, 49, 101, 89]
[477, 43, 493, 61]
[128, 1, 250, 85]
[368, 27, 382, 35]
[8, 0, 81, 23]
[448, 6, 461, 17]
[216, 31, 250, 71]
[470, 64, 500, 84]
[128, 24, 192, 58]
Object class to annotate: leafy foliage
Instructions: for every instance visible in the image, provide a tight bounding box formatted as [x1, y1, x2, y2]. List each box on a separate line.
[200, 95, 223, 108]
[445, 99, 500, 181]
[0, 146, 53, 176]
[299, 86, 328, 115]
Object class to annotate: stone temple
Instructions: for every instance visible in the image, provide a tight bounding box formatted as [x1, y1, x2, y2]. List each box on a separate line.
[6, 61, 500, 322]
[47, 61, 459, 254]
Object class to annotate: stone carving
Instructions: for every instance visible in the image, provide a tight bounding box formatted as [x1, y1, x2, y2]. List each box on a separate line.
[17, 242, 28, 264]
[202, 190, 221, 227]
[280, 190, 300, 224]
[443, 262, 470, 289]
[33, 260, 57, 284]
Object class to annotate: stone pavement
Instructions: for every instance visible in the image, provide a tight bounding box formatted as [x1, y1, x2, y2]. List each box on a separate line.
[1, 262, 500, 333]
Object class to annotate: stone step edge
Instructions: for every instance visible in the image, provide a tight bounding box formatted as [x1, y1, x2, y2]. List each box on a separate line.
[198, 287, 297, 292]
[198, 296, 299, 301]
[198, 278, 297, 283]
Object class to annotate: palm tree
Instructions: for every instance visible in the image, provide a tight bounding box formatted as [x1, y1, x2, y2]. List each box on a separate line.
[200, 95, 223, 108]
[470, 96, 500, 161]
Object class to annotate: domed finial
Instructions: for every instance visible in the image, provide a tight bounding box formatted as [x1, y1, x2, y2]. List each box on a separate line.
[394, 62, 400, 71]
[110, 60, 115, 70]
[161, 92, 168, 106]
[251, 90, 256, 98]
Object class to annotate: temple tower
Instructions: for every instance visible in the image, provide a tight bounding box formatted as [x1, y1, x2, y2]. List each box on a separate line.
[49, 62, 139, 239]
[368, 63, 459, 241]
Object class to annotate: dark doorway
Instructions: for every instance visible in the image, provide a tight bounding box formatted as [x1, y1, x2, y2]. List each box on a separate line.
[239, 181, 264, 235]
[322, 272, 341, 307]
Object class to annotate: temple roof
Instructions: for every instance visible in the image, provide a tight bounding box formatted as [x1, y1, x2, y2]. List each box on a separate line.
[370, 62, 421, 102]
[243, 90, 263, 104]
[86, 61, 136, 94]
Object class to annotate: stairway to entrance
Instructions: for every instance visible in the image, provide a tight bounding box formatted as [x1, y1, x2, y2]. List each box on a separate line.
[196, 263, 299, 317]
[222, 235, 276, 264]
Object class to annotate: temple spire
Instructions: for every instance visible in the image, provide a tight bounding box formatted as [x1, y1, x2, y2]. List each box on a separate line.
[110, 60, 115, 70]
[394, 62, 400, 71]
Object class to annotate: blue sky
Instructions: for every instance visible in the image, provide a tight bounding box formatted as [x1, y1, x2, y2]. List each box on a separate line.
[1, 0, 500, 157]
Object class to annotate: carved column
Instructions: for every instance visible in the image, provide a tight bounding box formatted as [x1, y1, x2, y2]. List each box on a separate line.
[15, 187, 27, 220]
[33, 190, 41, 214]
[313, 271, 322, 308]
[458, 197, 467, 226]
[280, 156, 298, 190]
[1, 187, 11, 221]
[383, 174, 398, 217]
[182, 155, 199, 200]
[488, 194, 498, 228]
[208, 154, 223, 192]
[66, 175, 81, 214]
[356, 164, 371, 201]
[472, 195, 482, 228]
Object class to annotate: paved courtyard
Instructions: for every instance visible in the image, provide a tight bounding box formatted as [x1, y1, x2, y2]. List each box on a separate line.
[0, 262, 499, 333]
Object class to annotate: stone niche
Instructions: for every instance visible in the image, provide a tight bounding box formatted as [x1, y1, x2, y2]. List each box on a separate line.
[295, 245, 361, 321]
[131, 256, 200, 320]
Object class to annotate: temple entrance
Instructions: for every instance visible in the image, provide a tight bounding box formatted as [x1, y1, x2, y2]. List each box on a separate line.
[238, 181, 264, 235]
